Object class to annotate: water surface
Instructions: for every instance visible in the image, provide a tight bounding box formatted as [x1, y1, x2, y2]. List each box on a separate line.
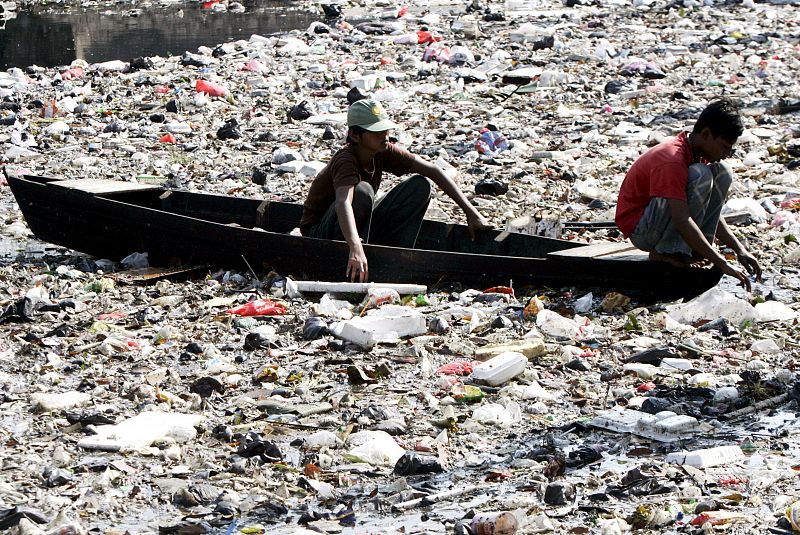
[0, 1, 322, 69]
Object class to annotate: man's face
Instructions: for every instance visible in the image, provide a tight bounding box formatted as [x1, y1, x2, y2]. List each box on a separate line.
[701, 128, 736, 162]
[358, 129, 390, 153]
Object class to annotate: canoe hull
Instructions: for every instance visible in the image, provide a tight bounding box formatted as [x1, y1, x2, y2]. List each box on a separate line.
[7, 175, 722, 299]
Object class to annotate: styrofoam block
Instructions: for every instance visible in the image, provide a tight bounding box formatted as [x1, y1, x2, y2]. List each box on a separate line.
[350, 75, 380, 91]
[666, 445, 745, 468]
[660, 358, 693, 370]
[333, 311, 426, 348]
[306, 113, 347, 126]
[639, 414, 699, 441]
[288, 280, 427, 295]
[78, 411, 205, 452]
[474, 339, 545, 361]
[471, 351, 527, 386]
[590, 408, 700, 442]
[300, 161, 327, 177]
[589, 408, 642, 434]
[275, 160, 306, 173]
[31, 391, 91, 412]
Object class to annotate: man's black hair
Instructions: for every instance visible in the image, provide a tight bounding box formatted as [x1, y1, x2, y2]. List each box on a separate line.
[346, 125, 366, 144]
[693, 97, 743, 142]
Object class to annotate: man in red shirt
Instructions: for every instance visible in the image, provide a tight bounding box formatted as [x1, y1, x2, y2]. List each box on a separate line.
[301, 99, 491, 282]
[615, 98, 761, 290]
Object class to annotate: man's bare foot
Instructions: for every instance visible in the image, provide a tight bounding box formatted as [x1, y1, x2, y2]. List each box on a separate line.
[649, 251, 692, 268]
[690, 251, 711, 267]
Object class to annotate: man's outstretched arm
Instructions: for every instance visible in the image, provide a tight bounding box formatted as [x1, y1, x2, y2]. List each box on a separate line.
[667, 198, 751, 290]
[409, 158, 492, 239]
[715, 218, 761, 280]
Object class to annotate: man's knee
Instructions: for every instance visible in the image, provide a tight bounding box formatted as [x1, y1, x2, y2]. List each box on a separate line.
[709, 161, 733, 191]
[352, 182, 375, 217]
[407, 174, 432, 201]
[353, 181, 375, 203]
[688, 163, 713, 185]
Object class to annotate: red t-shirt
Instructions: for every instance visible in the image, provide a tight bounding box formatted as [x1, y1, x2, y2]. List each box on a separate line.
[300, 143, 416, 231]
[615, 132, 694, 237]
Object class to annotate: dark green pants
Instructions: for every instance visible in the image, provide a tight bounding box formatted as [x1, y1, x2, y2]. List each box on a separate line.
[306, 175, 432, 247]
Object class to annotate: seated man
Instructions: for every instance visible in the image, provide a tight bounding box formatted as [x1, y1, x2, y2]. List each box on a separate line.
[615, 98, 761, 290]
[300, 99, 491, 282]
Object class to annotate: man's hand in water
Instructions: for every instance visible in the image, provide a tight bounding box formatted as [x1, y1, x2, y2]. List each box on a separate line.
[736, 249, 761, 281]
[719, 261, 751, 292]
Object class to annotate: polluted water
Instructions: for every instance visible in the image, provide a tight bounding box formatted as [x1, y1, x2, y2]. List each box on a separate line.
[0, 0, 799, 532]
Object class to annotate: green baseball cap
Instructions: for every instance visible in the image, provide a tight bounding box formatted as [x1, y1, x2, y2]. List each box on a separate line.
[347, 99, 399, 132]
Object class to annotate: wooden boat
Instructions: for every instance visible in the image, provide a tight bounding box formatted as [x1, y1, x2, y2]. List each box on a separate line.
[6, 174, 721, 300]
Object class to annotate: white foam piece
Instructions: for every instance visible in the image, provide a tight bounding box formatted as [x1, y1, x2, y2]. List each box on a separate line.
[590, 408, 701, 442]
[30, 391, 91, 412]
[78, 411, 204, 452]
[332, 310, 426, 348]
[666, 445, 745, 468]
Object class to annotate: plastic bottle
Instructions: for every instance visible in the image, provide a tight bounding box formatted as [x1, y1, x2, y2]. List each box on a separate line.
[470, 511, 518, 535]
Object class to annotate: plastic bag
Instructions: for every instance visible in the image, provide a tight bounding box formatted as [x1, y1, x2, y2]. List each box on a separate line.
[61, 67, 84, 80]
[288, 100, 314, 121]
[475, 129, 509, 155]
[422, 42, 451, 63]
[242, 59, 266, 72]
[226, 298, 287, 316]
[195, 79, 229, 96]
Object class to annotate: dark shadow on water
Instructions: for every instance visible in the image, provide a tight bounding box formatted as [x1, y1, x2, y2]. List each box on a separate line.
[0, 0, 323, 69]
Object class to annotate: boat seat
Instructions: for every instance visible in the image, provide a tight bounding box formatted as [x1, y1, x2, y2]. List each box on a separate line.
[547, 241, 638, 259]
[596, 250, 649, 261]
[50, 179, 162, 195]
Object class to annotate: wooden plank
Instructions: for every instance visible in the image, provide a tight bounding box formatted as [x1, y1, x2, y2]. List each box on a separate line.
[111, 265, 209, 284]
[50, 179, 161, 194]
[600, 251, 650, 262]
[548, 242, 636, 259]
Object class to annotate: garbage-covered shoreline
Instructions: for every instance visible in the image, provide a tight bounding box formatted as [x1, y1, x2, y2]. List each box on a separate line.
[1, 0, 800, 533]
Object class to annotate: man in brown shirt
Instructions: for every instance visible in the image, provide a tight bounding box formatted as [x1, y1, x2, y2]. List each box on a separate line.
[301, 99, 491, 282]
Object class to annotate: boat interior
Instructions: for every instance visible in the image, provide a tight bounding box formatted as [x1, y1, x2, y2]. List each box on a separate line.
[17, 175, 646, 260]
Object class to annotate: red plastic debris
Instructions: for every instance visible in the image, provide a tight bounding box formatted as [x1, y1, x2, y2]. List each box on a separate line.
[780, 198, 800, 210]
[483, 286, 515, 296]
[416, 30, 442, 44]
[242, 59, 266, 72]
[98, 312, 127, 321]
[226, 299, 287, 317]
[718, 475, 747, 486]
[636, 382, 656, 392]
[159, 133, 176, 144]
[195, 79, 229, 97]
[61, 67, 84, 80]
[436, 360, 478, 376]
